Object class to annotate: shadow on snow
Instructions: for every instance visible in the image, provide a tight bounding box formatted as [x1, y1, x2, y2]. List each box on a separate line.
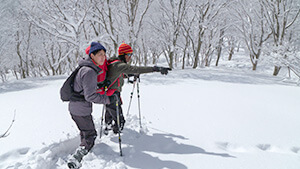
[94, 128, 235, 169]
[0, 76, 65, 94]
[0, 126, 235, 169]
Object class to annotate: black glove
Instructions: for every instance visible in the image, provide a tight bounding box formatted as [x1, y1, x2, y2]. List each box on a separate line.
[97, 79, 111, 89]
[108, 95, 116, 103]
[108, 93, 120, 104]
[153, 66, 172, 75]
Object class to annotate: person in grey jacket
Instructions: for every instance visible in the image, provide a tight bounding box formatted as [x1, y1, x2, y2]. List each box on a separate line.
[68, 42, 114, 167]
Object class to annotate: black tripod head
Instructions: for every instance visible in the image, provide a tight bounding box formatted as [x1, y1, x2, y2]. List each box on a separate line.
[127, 74, 140, 84]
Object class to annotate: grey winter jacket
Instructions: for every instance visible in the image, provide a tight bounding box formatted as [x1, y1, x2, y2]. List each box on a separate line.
[69, 57, 110, 116]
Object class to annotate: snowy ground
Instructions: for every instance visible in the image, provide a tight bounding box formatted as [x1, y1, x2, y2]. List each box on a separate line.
[0, 66, 300, 169]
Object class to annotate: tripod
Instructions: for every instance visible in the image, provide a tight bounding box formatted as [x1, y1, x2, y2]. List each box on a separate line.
[126, 74, 142, 129]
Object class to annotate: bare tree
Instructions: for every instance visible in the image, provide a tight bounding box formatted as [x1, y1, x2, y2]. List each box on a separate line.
[124, 0, 153, 49]
[226, 36, 237, 61]
[153, 0, 188, 69]
[1, 0, 299, 80]
[215, 27, 225, 66]
[260, 0, 300, 75]
[25, 0, 91, 64]
[231, 0, 271, 70]
[0, 111, 16, 139]
[187, 0, 228, 68]
[92, 0, 120, 56]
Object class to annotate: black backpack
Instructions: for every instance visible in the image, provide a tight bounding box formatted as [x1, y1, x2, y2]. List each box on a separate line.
[60, 66, 97, 102]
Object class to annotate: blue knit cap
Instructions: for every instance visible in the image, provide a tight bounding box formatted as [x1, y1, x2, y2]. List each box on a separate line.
[89, 42, 106, 55]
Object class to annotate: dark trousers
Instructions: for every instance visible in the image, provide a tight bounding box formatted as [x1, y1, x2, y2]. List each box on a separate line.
[105, 92, 125, 126]
[71, 114, 97, 151]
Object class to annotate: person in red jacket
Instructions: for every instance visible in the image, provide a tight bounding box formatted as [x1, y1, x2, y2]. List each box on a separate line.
[103, 43, 171, 134]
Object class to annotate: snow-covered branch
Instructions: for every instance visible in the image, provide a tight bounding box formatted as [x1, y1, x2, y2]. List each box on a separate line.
[0, 110, 16, 139]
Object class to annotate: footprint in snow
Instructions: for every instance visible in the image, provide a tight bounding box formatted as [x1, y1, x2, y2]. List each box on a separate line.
[291, 147, 300, 153]
[257, 144, 271, 151]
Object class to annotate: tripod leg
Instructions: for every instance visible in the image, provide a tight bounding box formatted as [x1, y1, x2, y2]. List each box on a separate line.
[126, 81, 136, 116]
[99, 105, 106, 139]
[115, 95, 123, 156]
[136, 80, 142, 129]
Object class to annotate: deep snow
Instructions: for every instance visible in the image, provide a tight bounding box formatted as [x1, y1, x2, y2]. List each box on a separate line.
[0, 67, 300, 169]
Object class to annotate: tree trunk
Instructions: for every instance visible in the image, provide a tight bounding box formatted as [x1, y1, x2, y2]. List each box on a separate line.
[193, 54, 199, 69]
[273, 66, 281, 76]
[215, 50, 221, 66]
[237, 42, 240, 52]
[228, 46, 234, 60]
[252, 60, 257, 70]
[16, 38, 26, 79]
[169, 51, 174, 69]
[215, 29, 224, 66]
[152, 53, 156, 65]
[193, 39, 202, 68]
[182, 51, 186, 69]
[25, 23, 32, 77]
[144, 51, 148, 66]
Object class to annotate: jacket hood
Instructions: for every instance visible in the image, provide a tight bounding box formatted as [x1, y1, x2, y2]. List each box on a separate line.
[78, 57, 101, 72]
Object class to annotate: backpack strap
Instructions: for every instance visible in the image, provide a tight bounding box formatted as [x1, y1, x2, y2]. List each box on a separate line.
[97, 59, 123, 95]
[74, 65, 99, 94]
[106, 73, 122, 90]
[103, 60, 122, 91]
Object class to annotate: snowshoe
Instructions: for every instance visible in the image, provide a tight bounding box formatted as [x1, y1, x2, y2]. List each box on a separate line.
[67, 146, 88, 169]
[104, 123, 112, 135]
[103, 127, 109, 135]
[112, 120, 125, 134]
[113, 125, 119, 134]
[67, 157, 82, 169]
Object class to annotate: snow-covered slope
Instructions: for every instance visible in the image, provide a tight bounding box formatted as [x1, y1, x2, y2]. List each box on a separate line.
[0, 68, 299, 169]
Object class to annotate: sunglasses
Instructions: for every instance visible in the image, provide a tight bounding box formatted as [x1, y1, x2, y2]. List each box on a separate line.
[126, 53, 133, 57]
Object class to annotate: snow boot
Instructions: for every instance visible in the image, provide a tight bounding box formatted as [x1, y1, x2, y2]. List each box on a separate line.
[113, 124, 119, 134]
[67, 146, 88, 169]
[112, 119, 125, 134]
[104, 123, 112, 135]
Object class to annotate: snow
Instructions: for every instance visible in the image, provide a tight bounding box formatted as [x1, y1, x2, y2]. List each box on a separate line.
[0, 67, 300, 169]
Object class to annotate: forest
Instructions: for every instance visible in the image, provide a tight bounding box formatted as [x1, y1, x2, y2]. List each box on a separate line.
[0, 0, 299, 82]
